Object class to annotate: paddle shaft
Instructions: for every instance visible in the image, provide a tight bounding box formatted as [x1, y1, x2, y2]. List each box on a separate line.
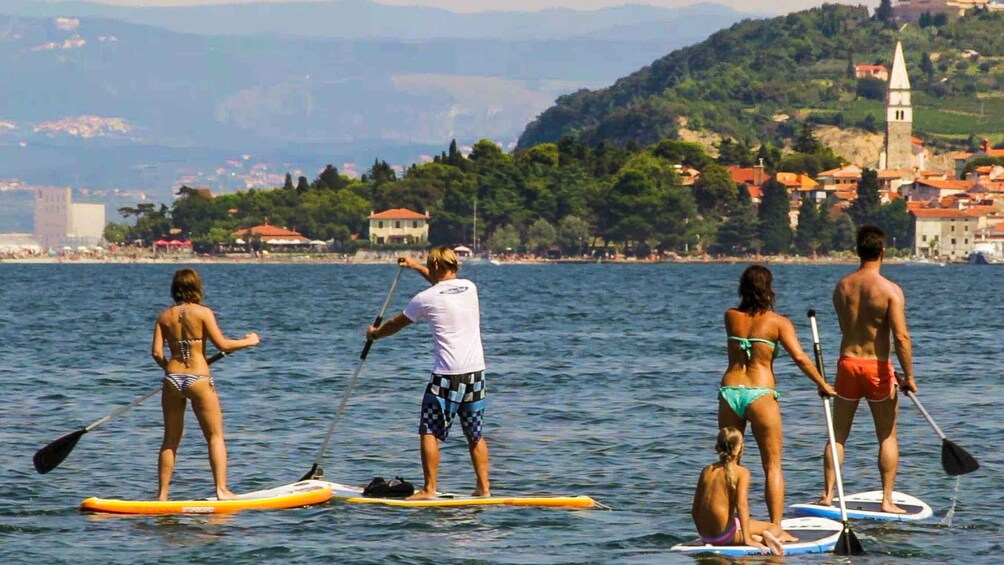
[903, 391, 947, 439]
[85, 351, 228, 433]
[808, 310, 852, 525]
[305, 265, 405, 473]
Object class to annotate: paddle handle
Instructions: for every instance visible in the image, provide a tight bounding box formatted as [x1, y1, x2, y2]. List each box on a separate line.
[904, 391, 947, 440]
[808, 309, 851, 525]
[359, 265, 405, 359]
[83, 350, 229, 433]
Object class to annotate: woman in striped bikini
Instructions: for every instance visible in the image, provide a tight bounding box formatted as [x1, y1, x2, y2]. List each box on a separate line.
[151, 268, 259, 501]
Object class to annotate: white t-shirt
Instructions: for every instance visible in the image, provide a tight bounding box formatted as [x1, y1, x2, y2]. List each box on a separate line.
[403, 277, 486, 375]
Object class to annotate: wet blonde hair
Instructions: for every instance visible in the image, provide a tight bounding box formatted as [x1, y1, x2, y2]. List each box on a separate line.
[427, 246, 460, 273]
[171, 268, 203, 304]
[716, 427, 744, 498]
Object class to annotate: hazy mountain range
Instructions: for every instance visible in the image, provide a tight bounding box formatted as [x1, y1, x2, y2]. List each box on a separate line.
[0, 1, 759, 215]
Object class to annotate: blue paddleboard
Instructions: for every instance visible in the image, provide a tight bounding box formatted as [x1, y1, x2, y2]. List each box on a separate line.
[790, 490, 932, 522]
[670, 517, 842, 556]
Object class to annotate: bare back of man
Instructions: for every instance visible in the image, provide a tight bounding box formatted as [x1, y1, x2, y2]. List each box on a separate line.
[822, 227, 915, 514]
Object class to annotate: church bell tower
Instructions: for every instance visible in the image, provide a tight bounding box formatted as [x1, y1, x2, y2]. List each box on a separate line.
[885, 41, 913, 170]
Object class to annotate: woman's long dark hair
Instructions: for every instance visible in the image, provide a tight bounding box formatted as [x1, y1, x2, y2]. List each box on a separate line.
[737, 265, 775, 314]
[171, 268, 203, 304]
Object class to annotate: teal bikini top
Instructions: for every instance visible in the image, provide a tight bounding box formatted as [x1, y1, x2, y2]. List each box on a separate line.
[728, 336, 779, 360]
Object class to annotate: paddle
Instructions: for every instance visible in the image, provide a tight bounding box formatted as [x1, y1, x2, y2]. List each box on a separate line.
[299, 263, 406, 482]
[902, 389, 979, 476]
[807, 309, 865, 556]
[33, 351, 229, 475]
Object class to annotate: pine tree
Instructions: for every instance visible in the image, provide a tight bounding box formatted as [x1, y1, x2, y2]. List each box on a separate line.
[757, 177, 793, 255]
[296, 176, 309, 195]
[715, 184, 759, 255]
[875, 0, 893, 23]
[849, 168, 881, 226]
[283, 173, 294, 191]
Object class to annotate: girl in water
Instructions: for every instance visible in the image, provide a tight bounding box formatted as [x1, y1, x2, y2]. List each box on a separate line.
[691, 427, 784, 555]
[151, 268, 260, 500]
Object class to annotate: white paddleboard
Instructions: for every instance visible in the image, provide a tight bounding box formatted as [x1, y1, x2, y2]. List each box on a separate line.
[312, 480, 597, 509]
[670, 516, 842, 556]
[790, 490, 933, 521]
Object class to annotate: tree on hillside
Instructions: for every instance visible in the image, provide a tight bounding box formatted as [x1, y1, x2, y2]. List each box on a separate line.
[849, 168, 882, 226]
[856, 76, 887, 101]
[716, 138, 755, 167]
[713, 184, 759, 255]
[757, 178, 792, 254]
[283, 173, 295, 191]
[831, 213, 857, 251]
[296, 176, 310, 195]
[316, 164, 348, 191]
[794, 197, 831, 255]
[692, 163, 738, 216]
[794, 123, 823, 155]
[877, 198, 912, 249]
[874, 0, 893, 23]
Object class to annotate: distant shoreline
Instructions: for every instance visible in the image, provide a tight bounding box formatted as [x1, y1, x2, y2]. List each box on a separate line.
[0, 254, 949, 266]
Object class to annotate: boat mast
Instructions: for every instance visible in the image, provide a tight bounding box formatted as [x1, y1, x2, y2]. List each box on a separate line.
[473, 198, 478, 251]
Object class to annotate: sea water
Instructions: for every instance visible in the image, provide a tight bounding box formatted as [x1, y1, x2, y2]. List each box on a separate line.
[1, 263, 999, 563]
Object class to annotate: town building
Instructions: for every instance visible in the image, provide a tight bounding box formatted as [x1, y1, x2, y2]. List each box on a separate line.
[855, 64, 889, 81]
[233, 223, 310, 246]
[34, 186, 105, 250]
[892, 0, 1004, 21]
[368, 208, 429, 245]
[911, 205, 996, 260]
[950, 138, 1004, 178]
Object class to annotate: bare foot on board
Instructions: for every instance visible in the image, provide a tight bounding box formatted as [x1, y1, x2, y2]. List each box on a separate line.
[216, 488, 238, 501]
[405, 489, 439, 501]
[471, 489, 491, 498]
[777, 529, 798, 543]
[880, 501, 908, 514]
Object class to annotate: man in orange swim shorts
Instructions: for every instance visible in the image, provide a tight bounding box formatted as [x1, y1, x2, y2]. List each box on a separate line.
[819, 225, 917, 514]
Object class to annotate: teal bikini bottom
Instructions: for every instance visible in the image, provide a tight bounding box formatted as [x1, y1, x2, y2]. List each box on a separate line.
[719, 386, 780, 419]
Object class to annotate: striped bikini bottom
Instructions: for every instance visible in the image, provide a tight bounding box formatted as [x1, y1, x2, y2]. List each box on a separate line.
[164, 373, 214, 394]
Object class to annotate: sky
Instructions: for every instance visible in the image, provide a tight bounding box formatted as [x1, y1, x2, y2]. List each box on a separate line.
[73, 0, 879, 15]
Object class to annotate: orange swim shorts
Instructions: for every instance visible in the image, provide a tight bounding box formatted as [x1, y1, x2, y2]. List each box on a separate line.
[834, 356, 897, 402]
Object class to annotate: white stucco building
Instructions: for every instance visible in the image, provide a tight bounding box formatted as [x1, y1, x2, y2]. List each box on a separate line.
[34, 186, 106, 250]
[368, 208, 430, 245]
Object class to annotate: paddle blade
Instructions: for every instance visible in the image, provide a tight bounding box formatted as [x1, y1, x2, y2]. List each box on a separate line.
[299, 464, 323, 482]
[33, 428, 87, 474]
[834, 524, 865, 556]
[943, 439, 980, 476]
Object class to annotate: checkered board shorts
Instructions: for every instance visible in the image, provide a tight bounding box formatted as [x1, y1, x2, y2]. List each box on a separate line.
[419, 371, 486, 443]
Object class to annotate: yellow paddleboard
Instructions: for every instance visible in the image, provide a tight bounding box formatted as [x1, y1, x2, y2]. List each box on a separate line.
[313, 480, 597, 509]
[80, 481, 332, 515]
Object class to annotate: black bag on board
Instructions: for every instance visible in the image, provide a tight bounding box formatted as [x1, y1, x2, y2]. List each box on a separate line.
[362, 476, 415, 498]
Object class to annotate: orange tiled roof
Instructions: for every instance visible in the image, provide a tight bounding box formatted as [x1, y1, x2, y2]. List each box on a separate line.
[916, 179, 973, 191]
[234, 224, 305, 238]
[775, 172, 818, 191]
[911, 206, 996, 219]
[856, 64, 887, 72]
[369, 208, 429, 220]
[835, 190, 858, 200]
[877, 169, 912, 179]
[729, 166, 757, 185]
[748, 187, 763, 200]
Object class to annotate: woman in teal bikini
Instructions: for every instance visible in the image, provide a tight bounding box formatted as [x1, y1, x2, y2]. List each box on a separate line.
[719, 265, 835, 534]
[151, 268, 260, 501]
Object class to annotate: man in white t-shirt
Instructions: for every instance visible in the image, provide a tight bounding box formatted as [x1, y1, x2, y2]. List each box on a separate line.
[367, 246, 490, 500]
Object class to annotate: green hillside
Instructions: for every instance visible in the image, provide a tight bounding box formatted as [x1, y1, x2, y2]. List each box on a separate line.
[517, 5, 1004, 151]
